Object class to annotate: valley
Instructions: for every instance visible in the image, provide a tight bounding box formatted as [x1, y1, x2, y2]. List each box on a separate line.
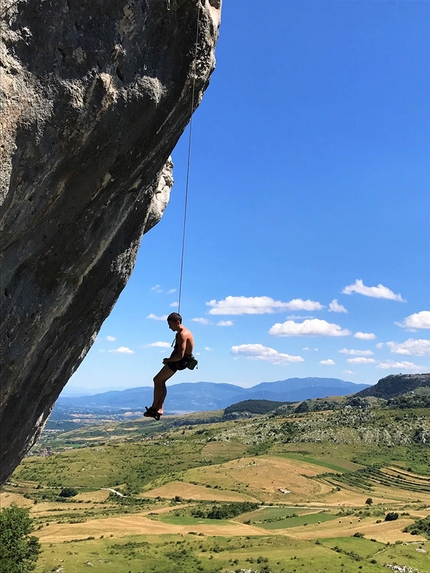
[2, 396, 429, 573]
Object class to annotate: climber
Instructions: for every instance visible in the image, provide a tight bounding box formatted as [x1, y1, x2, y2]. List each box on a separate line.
[144, 312, 196, 420]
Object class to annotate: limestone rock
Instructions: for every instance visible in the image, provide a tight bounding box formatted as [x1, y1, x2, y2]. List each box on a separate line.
[0, 0, 221, 484]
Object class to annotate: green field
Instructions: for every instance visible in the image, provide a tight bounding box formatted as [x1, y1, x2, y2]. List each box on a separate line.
[150, 512, 232, 526]
[275, 452, 363, 473]
[320, 536, 386, 558]
[248, 508, 338, 530]
[237, 507, 311, 521]
[32, 534, 430, 573]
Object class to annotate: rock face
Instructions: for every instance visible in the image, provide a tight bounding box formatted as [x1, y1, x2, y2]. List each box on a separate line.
[0, 0, 221, 485]
[355, 373, 430, 399]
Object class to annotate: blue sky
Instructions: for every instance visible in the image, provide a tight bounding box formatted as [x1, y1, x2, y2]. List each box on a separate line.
[65, 0, 429, 395]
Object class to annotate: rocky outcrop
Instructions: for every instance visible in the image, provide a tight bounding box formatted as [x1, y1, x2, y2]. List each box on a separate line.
[0, 0, 221, 485]
[355, 373, 430, 399]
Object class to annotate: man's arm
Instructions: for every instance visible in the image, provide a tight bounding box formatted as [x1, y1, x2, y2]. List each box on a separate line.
[163, 333, 187, 364]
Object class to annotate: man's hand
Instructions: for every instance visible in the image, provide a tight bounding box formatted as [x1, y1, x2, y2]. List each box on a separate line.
[162, 358, 169, 365]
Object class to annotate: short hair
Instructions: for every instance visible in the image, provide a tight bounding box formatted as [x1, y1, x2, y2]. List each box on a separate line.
[167, 312, 182, 323]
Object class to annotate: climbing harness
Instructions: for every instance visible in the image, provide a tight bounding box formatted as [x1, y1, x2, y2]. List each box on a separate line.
[177, 5, 201, 315]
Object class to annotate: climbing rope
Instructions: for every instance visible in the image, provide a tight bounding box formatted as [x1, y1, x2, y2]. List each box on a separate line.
[177, 5, 201, 315]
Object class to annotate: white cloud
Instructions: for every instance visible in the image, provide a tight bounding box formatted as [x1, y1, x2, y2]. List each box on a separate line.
[396, 310, 430, 331]
[170, 301, 179, 307]
[205, 347, 212, 351]
[376, 342, 384, 349]
[145, 341, 171, 349]
[320, 359, 335, 365]
[302, 347, 310, 351]
[230, 344, 304, 365]
[342, 279, 405, 301]
[354, 332, 376, 340]
[328, 299, 347, 313]
[285, 299, 324, 311]
[106, 336, 116, 342]
[386, 338, 430, 357]
[269, 318, 350, 337]
[286, 315, 315, 320]
[192, 317, 211, 325]
[377, 360, 424, 372]
[343, 370, 354, 375]
[347, 357, 376, 364]
[207, 296, 323, 315]
[109, 346, 135, 354]
[339, 348, 373, 356]
[217, 320, 234, 326]
[147, 313, 168, 321]
[151, 285, 176, 294]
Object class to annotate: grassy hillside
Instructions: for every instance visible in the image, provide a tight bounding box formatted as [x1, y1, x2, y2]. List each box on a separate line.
[224, 399, 290, 416]
[15, 402, 430, 490]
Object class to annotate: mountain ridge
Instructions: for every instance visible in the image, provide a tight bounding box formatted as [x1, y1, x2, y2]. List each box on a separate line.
[355, 373, 430, 399]
[57, 377, 370, 413]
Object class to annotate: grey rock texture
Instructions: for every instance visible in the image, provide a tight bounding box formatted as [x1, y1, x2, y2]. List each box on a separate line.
[0, 0, 221, 485]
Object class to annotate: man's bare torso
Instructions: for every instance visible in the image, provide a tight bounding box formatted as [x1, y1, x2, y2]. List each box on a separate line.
[176, 327, 194, 355]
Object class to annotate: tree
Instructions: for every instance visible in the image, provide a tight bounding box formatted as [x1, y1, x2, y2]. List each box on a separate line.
[0, 505, 41, 573]
[295, 400, 310, 413]
[365, 498, 373, 506]
[58, 487, 78, 498]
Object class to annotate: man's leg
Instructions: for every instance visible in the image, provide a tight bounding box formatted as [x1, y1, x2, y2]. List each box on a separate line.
[151, 365, 175, 414]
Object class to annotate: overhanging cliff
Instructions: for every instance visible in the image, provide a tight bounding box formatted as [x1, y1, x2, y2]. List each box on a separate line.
[0, 0, 221, 485]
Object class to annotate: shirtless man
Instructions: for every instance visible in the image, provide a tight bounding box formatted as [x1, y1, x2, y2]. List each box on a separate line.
[144, 312, 194, 420]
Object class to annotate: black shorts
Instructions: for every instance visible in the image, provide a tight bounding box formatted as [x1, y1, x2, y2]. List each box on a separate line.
[166, 354, 192, 373]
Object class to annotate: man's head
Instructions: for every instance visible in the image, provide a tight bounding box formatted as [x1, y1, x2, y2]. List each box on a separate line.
[167, 312, 182, 330]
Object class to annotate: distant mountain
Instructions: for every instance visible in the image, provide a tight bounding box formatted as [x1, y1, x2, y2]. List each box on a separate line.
[56, 382, 247, 411]
[231, 377, 368, 403]
[55, 377, 370, 414]
[354, 373, 430, 399]
[60, 386, 124, 397]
